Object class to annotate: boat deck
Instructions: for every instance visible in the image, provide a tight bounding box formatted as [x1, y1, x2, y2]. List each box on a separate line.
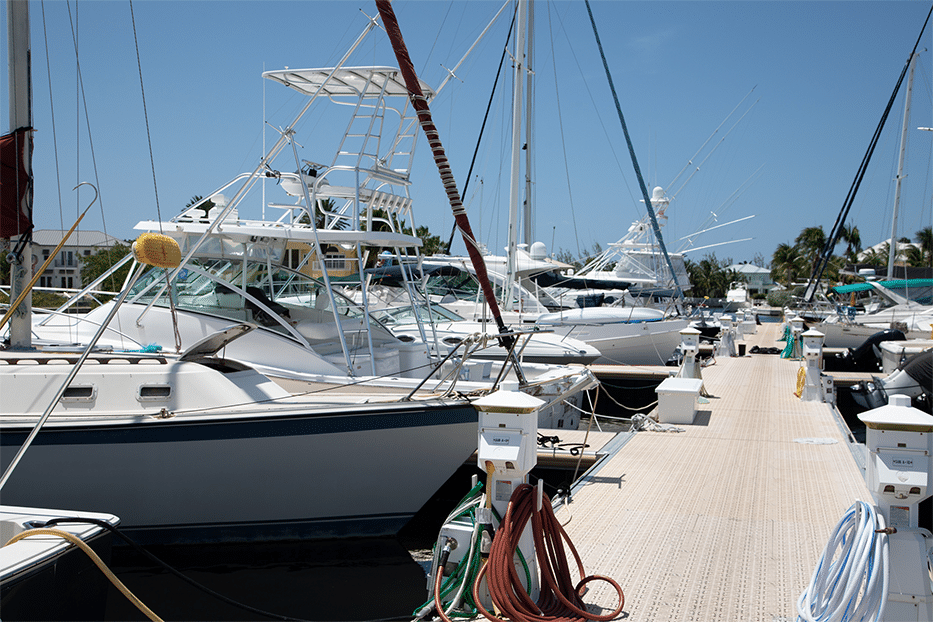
[559, 322, 871, 620]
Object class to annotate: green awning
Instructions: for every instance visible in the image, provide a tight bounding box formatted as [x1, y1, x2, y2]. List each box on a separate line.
[831, 278, 933, 294]
[831, 282, 874, 294]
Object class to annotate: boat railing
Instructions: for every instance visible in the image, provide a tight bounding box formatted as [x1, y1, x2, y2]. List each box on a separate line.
[0, 350, 171, 366]
[38, 252, 137, 326]
[308, 165, 412, 231]
[28, 308, 149, 349]
[404, 326, 539, 400]
[172, 174, 255, 223]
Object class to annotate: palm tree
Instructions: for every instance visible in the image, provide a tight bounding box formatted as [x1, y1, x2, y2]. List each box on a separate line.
[860, 244, 888, 267]
[685, 253, 733, 298]
[770, 243, 806, 286]
[839, 224, 862, 262]
[794, 226, 827, 274]
[904, 245, 926, 267]
[915, 226, 933, 264]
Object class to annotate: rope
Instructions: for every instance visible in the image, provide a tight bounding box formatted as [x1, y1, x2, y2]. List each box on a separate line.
[38, 517, 309, 621]
[472, 484, 624, 622]
[3, 528, 163, 622]
[598, 382, 659, 413]
[631, 413, 685, 433]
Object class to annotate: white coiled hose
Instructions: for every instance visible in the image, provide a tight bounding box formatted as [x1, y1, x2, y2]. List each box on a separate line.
[797, 501, 889, 622]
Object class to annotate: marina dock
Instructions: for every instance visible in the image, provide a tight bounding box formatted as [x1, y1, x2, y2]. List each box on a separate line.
[557, 322, 872, 620]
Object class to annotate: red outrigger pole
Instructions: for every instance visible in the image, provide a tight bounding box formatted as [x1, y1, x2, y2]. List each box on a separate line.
[375, 0, 522, 361]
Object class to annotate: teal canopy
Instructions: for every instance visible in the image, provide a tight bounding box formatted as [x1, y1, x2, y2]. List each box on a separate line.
[831, 278, 933, 294]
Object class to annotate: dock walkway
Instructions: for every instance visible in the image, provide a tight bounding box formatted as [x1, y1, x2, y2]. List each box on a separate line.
[561, 322, 871, 620]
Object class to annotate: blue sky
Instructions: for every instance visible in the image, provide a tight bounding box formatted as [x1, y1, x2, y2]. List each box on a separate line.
[3, 0, 932, 266]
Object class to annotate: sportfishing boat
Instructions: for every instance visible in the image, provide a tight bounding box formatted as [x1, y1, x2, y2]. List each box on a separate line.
[370, 252, 689, 366]
[1, 19, 587, 547]
[26, 63, 595, 429]
[369, 301, 600, 366]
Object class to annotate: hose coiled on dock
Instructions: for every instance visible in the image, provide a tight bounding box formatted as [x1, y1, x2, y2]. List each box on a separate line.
[796, 501, 889, 622]
[472, 484, 624, 622]
[414, 482, 523, 622]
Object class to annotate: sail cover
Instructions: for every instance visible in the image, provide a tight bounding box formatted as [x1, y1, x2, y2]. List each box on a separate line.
[0, 127, 33, 239]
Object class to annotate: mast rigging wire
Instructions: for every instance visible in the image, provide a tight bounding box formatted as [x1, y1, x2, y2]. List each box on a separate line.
[446, 6, 517, 254]
[804, 4, 933, 302]
[583, 0, 684, 303]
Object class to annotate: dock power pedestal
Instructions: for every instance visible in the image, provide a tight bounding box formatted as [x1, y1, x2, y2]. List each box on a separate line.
[425, 390, 544, 616]
[859, 393, 933, 621]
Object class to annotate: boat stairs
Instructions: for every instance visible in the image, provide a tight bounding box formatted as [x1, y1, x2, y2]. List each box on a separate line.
[541, 321, 875, 620]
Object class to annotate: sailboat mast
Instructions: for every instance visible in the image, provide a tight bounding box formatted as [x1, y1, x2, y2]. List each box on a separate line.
[887, 51, 917, 279]
[505, 0, 527, 307]
[6, 0, 33, 350]
[523, 0, 534, 248]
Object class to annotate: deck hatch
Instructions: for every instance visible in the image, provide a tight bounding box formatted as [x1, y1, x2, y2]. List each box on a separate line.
[138, 385, 172, 401]
[62, 385, 96, 402]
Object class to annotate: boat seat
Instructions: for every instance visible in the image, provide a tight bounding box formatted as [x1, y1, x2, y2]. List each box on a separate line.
[245, 287, 291, 327]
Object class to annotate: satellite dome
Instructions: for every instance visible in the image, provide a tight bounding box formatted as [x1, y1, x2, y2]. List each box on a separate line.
[529, 241, 547, 260]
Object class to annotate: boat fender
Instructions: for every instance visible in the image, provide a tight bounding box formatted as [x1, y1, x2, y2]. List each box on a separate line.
[132, 232, 181, 269]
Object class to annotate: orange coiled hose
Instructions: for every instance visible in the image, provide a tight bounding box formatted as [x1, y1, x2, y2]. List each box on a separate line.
[472, 484, 625, 622]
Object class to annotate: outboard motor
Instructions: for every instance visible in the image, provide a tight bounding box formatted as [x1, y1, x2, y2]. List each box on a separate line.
[665, 346, 684, 367]
[835, 328, 906, 372]
[850, 348, 932, 411]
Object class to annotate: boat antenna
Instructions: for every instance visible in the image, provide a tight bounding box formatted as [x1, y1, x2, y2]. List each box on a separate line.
[445, 5, 517, 254]
[803, 4, 933, 303]
[583, 0, 684, 305]
[376, 0, 525, 377]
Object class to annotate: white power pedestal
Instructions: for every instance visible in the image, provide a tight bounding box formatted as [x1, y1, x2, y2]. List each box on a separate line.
[788, 315, 805, 359]
[678, 326, 701, 380]
[800, 329, 824, 402]
[859, 394, 933, 621]
[474, 389, 545, 602]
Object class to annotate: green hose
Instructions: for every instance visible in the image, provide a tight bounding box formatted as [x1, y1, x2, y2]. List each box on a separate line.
[414, 482, 532, 619]
[778, 324, 791, 342]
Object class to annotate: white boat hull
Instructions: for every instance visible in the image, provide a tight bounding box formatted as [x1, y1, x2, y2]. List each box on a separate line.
[817, 319, 931, 349]
[0, 354, 478, 545]
[537, 313, 690, 365]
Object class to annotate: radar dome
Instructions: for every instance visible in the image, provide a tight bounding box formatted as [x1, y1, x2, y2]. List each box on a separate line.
[529, 241, 547, 260]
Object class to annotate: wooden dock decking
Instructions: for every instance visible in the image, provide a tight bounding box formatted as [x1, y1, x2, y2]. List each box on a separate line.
[559, 322, 872, 621]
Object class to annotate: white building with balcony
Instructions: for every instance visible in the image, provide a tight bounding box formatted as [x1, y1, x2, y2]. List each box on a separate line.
[727, 263, 775, 295]
[31, 230, 124, 290]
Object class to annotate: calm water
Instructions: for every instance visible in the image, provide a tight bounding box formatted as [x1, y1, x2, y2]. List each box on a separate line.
[103, 460, 585, 621]
[106, 537, 427, 621]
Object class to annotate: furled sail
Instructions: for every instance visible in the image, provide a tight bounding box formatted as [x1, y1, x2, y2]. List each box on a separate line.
[0, 127, 33, 239]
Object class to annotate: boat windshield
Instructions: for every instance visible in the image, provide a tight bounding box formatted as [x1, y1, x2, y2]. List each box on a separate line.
[371, 302, 464, 325]
[125, 257, 367, 329]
